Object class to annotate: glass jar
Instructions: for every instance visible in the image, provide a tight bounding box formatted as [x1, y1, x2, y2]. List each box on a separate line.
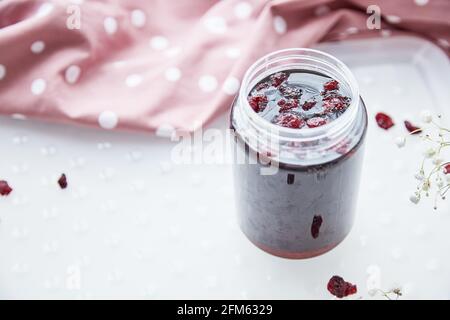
[230, 48, 368, 259]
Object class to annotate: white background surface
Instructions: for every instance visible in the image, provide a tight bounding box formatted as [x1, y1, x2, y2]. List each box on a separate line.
[0, 36, 449, 299]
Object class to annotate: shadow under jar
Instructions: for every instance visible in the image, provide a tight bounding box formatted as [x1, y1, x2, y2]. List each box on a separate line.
[230, 49, 368, 259]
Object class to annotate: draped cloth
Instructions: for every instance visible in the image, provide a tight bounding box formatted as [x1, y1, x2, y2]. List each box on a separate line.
[0, 0, 448, 133]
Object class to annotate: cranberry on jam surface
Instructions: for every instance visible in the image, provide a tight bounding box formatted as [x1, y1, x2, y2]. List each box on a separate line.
[302, 100, 317, 111]
[0, 180, 13, 196]
[58, 174, 68, 189]
[270, 72, 288, 87]
[323, 79, 339, 91]
[278, 99, 299, 112]
[327, 276, 357, 298]
[279, 83, 302, 99]
[307, 117, 327, 128]
[323, 94, 350, 113]
[375, 112, 394, 130]
[404, 120, 422, 134]
[248, 94, 268, 112]
[275, 113, 305, 129]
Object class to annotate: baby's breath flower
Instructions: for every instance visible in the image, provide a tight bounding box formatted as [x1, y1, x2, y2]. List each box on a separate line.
[409, 194, 420, 204]
[402, 112, 448, 209]
[423, 148, 436, 158]
[394, 136, 406, 148]
[433, 157, 443, 165]
[420, 110, 432, 123]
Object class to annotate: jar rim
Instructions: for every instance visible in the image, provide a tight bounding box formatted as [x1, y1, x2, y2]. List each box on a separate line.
[238, 48, 360, 142]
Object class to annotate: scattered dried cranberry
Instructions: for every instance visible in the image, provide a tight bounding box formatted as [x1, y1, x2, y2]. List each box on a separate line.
[444, 163, 450, 174]
[375, 112, 394, 130]
[327, 276, 357, 298]
[0, 180, 13, 196]
[278, 99, 299, 112]
[307, 117, 327, 128]
[311, 215, 323, 239]
[323, 79, 339, 91]
[248, 94, 268, 112]
[270, 72, 288, 87]
[302, 100, 317, 111]
[275, 114, 305, 129]
[58, 174, 68, 189]
[404, 120, 422, 134]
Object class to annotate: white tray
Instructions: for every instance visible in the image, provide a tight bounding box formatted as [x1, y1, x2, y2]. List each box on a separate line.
[0, 36, 449, 299]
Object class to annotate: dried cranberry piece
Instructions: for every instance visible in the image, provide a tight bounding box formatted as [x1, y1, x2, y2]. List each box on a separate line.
[404, 120, 422, 134]
[322, 94, 350, 113]
[307, 117, 327, 128]
[375, 112, 394, 130]
[270, 72, 288, 87]
[278, 99, 299, 112]
[58, 174, 68, 189]
[279, 84, 302, 99]
[444, 163, 450, 174]
[327, 276, 357, 298]
[255, 82, 270, 92]
[0, 180, 13, 196]
[311, 215, 323, 239]
[323, 79, 339, 91]
[248, 94, 268, 113]
[302, 100, 317, 111]
[275, 114, 305, 129]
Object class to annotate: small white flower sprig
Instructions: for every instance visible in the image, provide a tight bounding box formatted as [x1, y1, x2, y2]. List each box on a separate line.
[369, 287, 403, 300]
[395, 111, 450, 209]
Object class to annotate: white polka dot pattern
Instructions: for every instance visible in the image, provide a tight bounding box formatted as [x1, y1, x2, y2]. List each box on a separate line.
[125, 74, 143, 87]
[273, 16, 287, 34]
[165, 67, 182, 82]
[36, 2, 54, 18]
[104, 17, 118, 35]
[131, 9, 146, 28]
[234, 2, 253, 19]
[315, 5, 330, 16]
[198, 75, 218, 93]
[0, 64, 5, 80]
[415, 0, 429, 6]
[31, 41, 45, 54]
[386, 15, 401, 24]
[156, 124, 175, 138]
[222, 77, 240, 95]
[65, 65, 81, 84]
[225, 47, 241, 59]
[150, 36, 169, 50]
[204, 16, 228, 34]
[98, 111, 119, 129]
[31, 79, 46, 95]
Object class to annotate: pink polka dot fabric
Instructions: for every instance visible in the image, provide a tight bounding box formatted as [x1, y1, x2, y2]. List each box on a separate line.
[0, 0, 448, 133]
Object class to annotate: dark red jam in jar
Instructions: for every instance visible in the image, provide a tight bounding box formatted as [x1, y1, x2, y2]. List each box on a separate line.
[230, 49, 368, 259]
